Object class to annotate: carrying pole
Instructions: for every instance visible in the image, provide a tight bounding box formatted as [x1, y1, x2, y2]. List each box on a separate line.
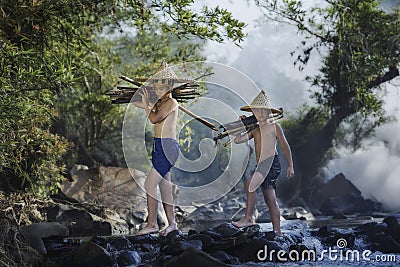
[178, 105, 218, 131]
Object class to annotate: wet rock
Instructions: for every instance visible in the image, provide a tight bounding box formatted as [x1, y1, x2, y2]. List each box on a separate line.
[21, 222, 69, 255]
[242, 224, 263, 239]
[107, 236, 132, 251]
[72, 241, 112, 267]
[280, 220, 309, 231]
[356, 215, 374, 220]
[281, 206, 314, 221]
[127, 234, 159, 245]
[163, 247, 229, 267]
[311, 209, 322, 216]
[68, 221, 111, 237]
[210, 250, 240, 264]
[116, 250, 141, 267]
[283, 231, 304, 245]
[315, 225, 330, 238]
[243, 224, 260, 234]
[331, 213, 347, 219]
[370, 235, 400, 253]
[212, 234, 248, 251]
[201, 228, 224, 240]
[224, 238, 285, 262]
[187, 229, 198, 236]
[89, 236, 108, 247]
[138, 252, 160, 265]
[309, 173, 381, 215]
[333, 232, 356, 249]
[383, 214, 400, 243]
[57, 209, 92, 223]
[289, 244, 311, 257]
[256, 209, 284, 223]
[354, 222, 388, 236]
[48, 201, 128, 235]
[214, 222, 243, 237]
[185, 202, 236, 222]
[321, 194, 377, 215]
[263, 231, 276, 240]
[162, 240, 203, 256]
[187, 234, 214, 251]
[315, 226, 356, 249]
[165, 229, 185, 243]
[42, 237, 79, 260]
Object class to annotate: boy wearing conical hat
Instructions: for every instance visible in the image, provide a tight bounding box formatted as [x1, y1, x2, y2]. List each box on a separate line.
[131, 61, 192, 236]
[232, 90, 294, 237]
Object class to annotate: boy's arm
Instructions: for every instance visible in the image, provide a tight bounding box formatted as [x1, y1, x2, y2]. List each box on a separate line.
[234, 128, 254, 144]
[276, 123, 294, 179]
[148, 98, 178, 124]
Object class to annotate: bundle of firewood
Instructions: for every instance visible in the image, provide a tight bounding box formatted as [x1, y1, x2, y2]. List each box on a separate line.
[107, 75, 202, 104]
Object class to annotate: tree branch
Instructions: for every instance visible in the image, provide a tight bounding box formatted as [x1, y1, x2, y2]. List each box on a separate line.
[368, 66, 399, 88]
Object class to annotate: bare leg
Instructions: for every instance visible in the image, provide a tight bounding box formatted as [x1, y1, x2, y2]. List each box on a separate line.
[232, 172, 264, 228]
[135, 168, 162, 235]
[159, 172, 177, 236]
[262, 186, 282, 236]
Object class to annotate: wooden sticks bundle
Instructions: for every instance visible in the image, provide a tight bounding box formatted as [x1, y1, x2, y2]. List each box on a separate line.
[107, 75, 202, 104]
[213, 110, 284, 147]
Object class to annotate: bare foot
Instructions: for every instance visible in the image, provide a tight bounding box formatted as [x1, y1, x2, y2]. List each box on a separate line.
[135, 224, 159, 236]
[231, 218, 255, 228]
[160, 223, 178, 236]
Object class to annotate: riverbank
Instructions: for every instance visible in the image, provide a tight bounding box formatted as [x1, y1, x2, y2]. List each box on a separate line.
[1, 191, 399, 266]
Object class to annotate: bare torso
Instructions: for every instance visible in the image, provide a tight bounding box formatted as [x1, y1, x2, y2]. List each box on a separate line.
[252, 123, 277, 163]
[153, 98, 178, 139]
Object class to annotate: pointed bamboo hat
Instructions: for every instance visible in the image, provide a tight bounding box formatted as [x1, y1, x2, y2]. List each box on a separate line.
[240, 90, 281, 114]
[134, 61, 195, 84]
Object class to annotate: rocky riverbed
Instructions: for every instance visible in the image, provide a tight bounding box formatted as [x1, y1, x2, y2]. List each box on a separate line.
[1, 166, 399, 266]
[1, 191, 399, 266]
[14, 216, 400, 266]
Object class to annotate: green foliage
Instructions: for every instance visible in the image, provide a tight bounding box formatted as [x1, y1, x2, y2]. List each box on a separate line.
[259, 0, 400, 114]
[0, 42, 69, 195]
[256, 0, 400, 199]
[334, 109, 393, 152]
[280, 104, 330, 144]
[0, 0, 246, 195]
[258, 0, 400, 150]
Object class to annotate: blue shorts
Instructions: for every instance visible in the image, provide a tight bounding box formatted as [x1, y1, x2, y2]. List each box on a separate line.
[253, 154, 281, 190]
[151, 138, 180, 177]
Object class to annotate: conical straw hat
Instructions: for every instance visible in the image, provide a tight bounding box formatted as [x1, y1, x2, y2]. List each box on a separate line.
[134, 61, 194, 84]
[240, 90, 281, 113]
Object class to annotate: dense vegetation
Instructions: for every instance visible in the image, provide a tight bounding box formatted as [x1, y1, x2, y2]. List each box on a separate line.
[256, 0, 400, 201]
[0, 0, 246, 195]
[1, 0, 399, 204]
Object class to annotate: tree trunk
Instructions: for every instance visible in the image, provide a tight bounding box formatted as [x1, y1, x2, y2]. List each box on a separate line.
[281, 106, 354, 203]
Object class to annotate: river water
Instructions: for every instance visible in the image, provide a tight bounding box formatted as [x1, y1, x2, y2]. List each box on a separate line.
[180, 216, 400, 266]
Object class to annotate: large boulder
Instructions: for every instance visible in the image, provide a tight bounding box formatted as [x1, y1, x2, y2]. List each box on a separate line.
[72, 241, 113, 267]
[310, 173, 381, 215]
[47, 202, 128, 236]
[61, 166, 168, 230]
[383, 214, 400, 243]
[20, 222, 69, 255]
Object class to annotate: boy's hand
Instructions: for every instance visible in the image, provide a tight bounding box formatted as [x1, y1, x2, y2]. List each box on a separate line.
[140, 88, 149, 107]
[286, 166, 294, 179]
[239, 115, 246, 120]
